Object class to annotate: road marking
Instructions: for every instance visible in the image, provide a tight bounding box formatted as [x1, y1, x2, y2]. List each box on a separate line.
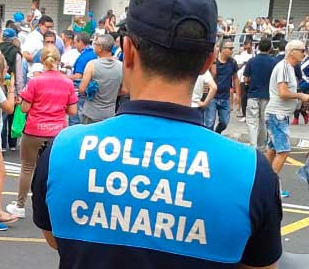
[6, 173, 19, 177]
[2, 192, 32, 196]
[286, 157, 304, 167]
[0, 237, 46, 243]
[283, 208, 309, 215]
[283, 203, 309, 210]
[281, 217, 309, 236]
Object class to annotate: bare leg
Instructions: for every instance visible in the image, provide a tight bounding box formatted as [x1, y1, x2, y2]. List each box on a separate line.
[272, 152, 289, 174]
[265, 149, 276, 165]
[0, 151, 5, 212]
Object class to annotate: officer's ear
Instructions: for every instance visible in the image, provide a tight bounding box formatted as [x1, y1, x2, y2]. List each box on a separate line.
[199, 52, 216, 75]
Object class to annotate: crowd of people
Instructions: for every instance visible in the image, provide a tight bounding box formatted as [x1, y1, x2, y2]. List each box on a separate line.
[217, 15, 309, 48]
[0, 0, 307, 268]
[0, 1, 128, 231]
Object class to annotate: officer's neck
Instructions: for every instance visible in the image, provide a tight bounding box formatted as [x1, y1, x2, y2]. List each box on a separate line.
[130, 76, 192, 107]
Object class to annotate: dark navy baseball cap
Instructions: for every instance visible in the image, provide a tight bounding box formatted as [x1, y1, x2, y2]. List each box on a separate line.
[126, 0, 218, 51]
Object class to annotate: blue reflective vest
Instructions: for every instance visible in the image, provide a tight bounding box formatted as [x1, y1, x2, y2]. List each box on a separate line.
[47, 113, 256, 263]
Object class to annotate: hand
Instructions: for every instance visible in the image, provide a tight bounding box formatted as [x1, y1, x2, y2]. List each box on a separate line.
[298, 93, 309, 102]
[15, 96, 22, 104]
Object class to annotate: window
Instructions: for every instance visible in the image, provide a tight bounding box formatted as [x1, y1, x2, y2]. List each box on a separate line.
[0, 5, 4, 22]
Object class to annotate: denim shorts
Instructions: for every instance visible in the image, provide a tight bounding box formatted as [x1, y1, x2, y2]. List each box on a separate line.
[265, 113, 290, 153]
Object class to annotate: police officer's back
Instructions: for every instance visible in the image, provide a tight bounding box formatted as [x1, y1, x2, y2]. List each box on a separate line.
[32, 1, 282, 268]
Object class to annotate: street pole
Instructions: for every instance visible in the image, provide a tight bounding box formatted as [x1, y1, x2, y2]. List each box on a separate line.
[286, 0, 293, 40]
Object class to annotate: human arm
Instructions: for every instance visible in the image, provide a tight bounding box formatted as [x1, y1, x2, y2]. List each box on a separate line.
[32, 142, 58, 250]
[199, 76, 217, 108]
[66, 104, 77, 115]
[278, 82, 309, 101]
[43, 230, 58, 250]
[15, 53, 23, 95]
[78, 62, 94, 94]
[22, 51, 34, 63]
[239, 152, 282, 269]
[67, 73, 83, 80]
[20, 99, 32, 113]
[0, 74, 16, 114]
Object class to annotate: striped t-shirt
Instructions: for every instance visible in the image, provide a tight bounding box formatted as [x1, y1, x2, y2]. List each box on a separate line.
[265, 59, 298, 116]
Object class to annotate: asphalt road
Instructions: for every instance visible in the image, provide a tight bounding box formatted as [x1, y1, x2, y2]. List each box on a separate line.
[0, 147, 309, 269]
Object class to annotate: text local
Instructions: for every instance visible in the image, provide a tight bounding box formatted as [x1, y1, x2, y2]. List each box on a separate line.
[71, 136, 211, 245]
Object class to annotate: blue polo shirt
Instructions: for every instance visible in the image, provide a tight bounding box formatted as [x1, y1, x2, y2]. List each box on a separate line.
[32, 101, 282, 269]
[214, 58, 238, 100]
[73, 46, 97, 75]
[244, 54, 276, 99]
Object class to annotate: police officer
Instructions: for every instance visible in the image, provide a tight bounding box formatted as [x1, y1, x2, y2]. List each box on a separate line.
[32, 0, 282, 268]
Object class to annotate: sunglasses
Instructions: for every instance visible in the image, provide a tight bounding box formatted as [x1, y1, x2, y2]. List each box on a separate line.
[224, 47, 234, 50]
[294, 49, 305, 53]
[45, 40, 55, 44]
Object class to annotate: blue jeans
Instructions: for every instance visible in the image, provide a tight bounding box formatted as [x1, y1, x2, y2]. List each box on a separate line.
[69, 95, 85, 126]
[204, 98, 230, 133]
[265, 113, 290, 153]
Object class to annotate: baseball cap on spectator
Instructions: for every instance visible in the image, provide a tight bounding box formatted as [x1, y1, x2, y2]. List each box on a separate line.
[13, 12, 24, 22]
[3, 28, 17, 40]
[126, 0, 218, 51]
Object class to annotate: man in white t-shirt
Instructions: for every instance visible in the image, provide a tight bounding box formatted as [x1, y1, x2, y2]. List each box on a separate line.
[22, 15, 54, 80]
[191, 70, 217, 125]
[60, 30, 80, 75]
[265, 40, 309, 197]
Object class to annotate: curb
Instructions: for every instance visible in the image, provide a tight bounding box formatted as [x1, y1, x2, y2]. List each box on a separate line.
[225, 132, 309, 148]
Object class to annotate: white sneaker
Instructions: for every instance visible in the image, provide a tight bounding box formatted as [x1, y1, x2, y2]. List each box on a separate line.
[239, 117, 246, 122]
[6, 201, 25, 218]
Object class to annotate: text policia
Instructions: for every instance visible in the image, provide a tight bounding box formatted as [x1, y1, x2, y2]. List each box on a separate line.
[71, 136, 211, 245]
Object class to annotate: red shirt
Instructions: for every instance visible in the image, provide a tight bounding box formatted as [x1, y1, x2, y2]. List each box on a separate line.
[20, 70, 78, 137]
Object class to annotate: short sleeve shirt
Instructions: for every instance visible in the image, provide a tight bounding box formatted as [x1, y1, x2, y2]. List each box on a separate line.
[20, 70, 78, 137]
[73, 47, 97, 75]
[191, 71, 213, 107]
[32, 101, 282, 269]
[215, 58, 238, 100]
[265, 59, 298, 116]
[244, 54, 276, 99]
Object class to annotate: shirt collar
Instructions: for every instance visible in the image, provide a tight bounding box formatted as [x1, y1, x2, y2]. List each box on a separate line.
[116, 100, 204, 126]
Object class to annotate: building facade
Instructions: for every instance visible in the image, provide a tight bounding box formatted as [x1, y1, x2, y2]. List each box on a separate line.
[0, 0, 308, 33]
[0, 0, 127, 32]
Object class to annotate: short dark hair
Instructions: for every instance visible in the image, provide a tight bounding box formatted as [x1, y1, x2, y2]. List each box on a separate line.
[131, 20, 211, 82]
[39, 15, 53, 25]
[76, 32, 91, 45]
[43, 30, 56, 41]
[278, 39, 288, 52]
[62, 29, 74, 40]
[219, 38, 233, 52]
[258, 38, 272, 52]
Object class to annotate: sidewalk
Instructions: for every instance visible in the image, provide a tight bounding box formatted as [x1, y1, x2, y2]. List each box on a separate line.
[222, 110, 309, 147]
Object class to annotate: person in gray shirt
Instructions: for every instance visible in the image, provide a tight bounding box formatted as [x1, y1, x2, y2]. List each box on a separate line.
[265, 40, 309, 197]
[79, 34, 123, 124]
